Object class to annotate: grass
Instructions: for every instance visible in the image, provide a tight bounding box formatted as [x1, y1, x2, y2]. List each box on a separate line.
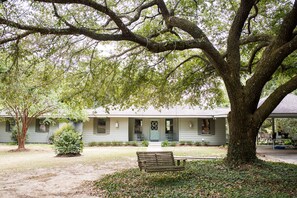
[0, 144, 226, 173]
[96, 160, 297, 198]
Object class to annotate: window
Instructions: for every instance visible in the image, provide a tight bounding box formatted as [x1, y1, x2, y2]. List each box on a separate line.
[134, 119, 143, 134]
[165, 119, 173, 134]
[201, 119, 210, 134]
[5, 119, 15, 132]
[36, 118, 50, 132]
[198, 118, 215, 135]
[94, 118, 110, 134]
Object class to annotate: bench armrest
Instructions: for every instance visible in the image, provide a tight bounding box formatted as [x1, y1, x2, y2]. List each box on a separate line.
[138, 160, 147, 171]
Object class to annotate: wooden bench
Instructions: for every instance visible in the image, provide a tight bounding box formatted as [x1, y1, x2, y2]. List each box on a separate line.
[136, 151, 186, 173]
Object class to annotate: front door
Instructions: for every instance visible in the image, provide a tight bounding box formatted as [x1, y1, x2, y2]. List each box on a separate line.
[150, 120, 160, 141]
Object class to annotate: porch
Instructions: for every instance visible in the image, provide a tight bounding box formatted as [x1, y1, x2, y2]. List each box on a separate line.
[128, 118, 179, 142]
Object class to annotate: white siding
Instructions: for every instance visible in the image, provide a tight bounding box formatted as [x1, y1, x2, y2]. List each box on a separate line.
[0, 121, 11, 142]
[179, 118, 226, 145]
[0, 119, 58, 143]
[83, 117, 129, 143]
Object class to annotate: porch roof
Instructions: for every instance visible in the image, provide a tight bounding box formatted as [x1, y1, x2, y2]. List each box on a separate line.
[258, 94, 297, 118]
[87, 106, 230, 118]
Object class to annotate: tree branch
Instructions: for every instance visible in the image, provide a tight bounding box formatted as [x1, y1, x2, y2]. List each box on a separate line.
[239, 34, 272, 45]
[35, 0, 132, 35]
[245, 2, 297, 108]
[0, 31, 34, 45]
[255, 74, 297, 122]
[247, 42, 269, 73]
[247, 0, 259, 35]
[155, 0, 228, 76]
[226, 0, 255, 78]
[166, 55, 210, 79]
[275, 0, 297, 44]
[0, 17, 74, 35]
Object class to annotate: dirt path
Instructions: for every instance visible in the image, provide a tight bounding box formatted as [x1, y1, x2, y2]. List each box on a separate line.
[0, 159, 137, 198]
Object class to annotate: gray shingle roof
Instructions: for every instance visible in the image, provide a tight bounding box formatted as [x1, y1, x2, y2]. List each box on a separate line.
[259, 94, 297, 117]
[88, 106, 229, 118]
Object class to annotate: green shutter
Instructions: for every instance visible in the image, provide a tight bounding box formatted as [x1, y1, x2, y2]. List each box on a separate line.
[198, 119, 202, 135]
[211, 119, 216, 135]
[106, 118, 110, 134]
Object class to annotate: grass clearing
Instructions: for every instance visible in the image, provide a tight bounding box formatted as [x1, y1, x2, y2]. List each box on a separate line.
[0, 144, 226, 173]
[96, 160, 297, 197]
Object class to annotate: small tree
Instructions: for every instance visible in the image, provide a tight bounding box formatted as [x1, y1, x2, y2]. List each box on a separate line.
[0, 46, 63, 151]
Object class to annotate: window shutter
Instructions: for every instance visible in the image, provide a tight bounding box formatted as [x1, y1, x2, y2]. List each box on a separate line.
[211, 120, 216, 135]
[106, 118, 110, 134]
[5, 120, 10, 132]
[198, 119, 202, 135]
[93, 118, 97, 134]
[35, 119, 39, 132]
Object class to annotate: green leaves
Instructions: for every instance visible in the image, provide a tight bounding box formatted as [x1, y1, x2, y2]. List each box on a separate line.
[53, 124, 83, 156]
[96, 160, 297, 197]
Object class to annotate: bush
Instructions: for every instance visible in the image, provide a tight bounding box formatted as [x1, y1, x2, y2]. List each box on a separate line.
[194, 141, 201, 146]
[186, 141, 193, 146]
[53, 124, 83, 156]
[161, 140, 169, 147]
[179, 141, 186, 146]
[141, 140, 149, 147]
[169, 141, 177, 146]
[89, 142, 97, 147]
[127, 141, 138, 146]
[48, 135, 54, 144]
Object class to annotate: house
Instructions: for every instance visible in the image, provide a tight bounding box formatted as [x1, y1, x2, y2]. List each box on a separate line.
[0, 106, 229, 145]
[2, 94, 297, 145]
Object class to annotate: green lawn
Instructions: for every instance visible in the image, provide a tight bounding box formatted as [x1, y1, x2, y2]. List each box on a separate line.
[96, 160, 297, 198]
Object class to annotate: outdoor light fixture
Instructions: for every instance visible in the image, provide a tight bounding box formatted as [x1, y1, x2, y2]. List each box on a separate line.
[115, 121, 119, 128]
[188, 121, 193, 128]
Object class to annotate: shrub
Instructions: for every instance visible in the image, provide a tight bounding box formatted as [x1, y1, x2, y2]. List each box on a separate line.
[111, 141, 123, 146]
[127, 141, 138, 146]
[89, 142, 97, 147]
[161, 140, 169, 147]
[53, 124, 83, 156]
[179, 141, 186, 146]
[186, 141, 193, 146]
[141, 140, 149, 147]
[194, 141, 201, 146]
[284, 139, 292, 145]
[169, 141, 177, 146]
[48, 135, 54, 144]
[97, 142, 106, 146]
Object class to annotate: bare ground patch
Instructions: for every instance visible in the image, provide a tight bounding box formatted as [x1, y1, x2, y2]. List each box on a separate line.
[0, 159, 136, 198]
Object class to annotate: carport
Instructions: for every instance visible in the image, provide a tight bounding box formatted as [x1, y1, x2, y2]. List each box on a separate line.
[257, 94, 297, 164]
[259, 94, 297, 141]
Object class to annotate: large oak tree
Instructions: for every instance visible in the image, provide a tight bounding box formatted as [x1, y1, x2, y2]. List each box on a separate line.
[0, 0, 296, 165]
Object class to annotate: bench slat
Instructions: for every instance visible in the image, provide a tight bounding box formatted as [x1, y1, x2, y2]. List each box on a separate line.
[136, 151, 186, 173]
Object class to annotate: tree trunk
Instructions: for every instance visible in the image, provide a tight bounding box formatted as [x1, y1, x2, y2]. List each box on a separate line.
[17, 122, 28, 151]
[226, 106, 259, 166]
[17, 137, 26, 150]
